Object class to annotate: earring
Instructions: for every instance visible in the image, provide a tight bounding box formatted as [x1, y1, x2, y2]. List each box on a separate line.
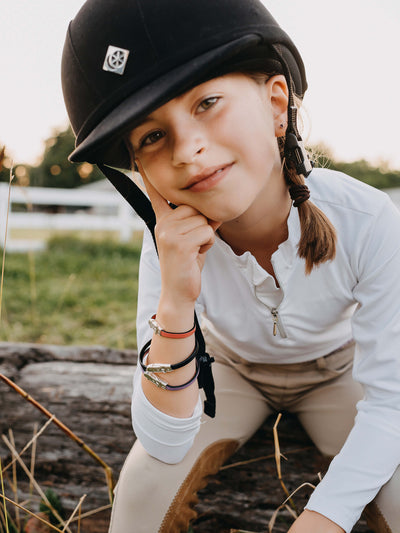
[277, 122, 286, 137]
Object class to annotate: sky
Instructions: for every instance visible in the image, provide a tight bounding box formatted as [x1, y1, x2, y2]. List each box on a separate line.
[1, 0, 399, 169]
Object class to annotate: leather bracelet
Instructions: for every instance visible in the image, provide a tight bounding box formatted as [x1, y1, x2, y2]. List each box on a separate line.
[139, 342, 199, 391]
[149, 314, 196, 339]
[139, 338, 199, 372]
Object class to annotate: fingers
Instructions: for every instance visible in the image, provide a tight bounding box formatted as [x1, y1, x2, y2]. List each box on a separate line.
[198, 226, 217, 254]
[208, 219, 222, 232]
[155, 207, 220, 259]
[155, 208, 209, 249]
[135, 159, 172, 219]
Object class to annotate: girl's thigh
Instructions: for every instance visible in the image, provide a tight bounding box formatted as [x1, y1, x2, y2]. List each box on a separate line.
[369, 466, 400, 533]
[292, 361, 363, 457]
[109, 361, 271, 533]
[291, 355, 400, 532]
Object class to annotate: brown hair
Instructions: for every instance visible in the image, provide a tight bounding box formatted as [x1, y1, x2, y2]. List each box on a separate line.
[247, 70, 337, 273]
[278, 136, 337, 274]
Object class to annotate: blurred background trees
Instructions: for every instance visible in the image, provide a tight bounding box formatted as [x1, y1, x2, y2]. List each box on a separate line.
[0, 126, 103, 188]
[1, 129, 400, 190]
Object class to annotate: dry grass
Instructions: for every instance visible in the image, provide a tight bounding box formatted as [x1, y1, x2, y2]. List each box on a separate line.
[0, 374, 115, 503]
[0, 418, 112, 533]
[0, 159, 14, 323]
[226, 413, 319, 533]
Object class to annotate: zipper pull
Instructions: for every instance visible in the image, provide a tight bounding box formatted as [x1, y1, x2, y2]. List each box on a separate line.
[270, 308, 287, 338]
[271, 309, 279, 336]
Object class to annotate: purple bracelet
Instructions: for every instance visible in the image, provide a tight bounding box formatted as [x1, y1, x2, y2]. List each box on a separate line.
[140, 348, 199, 391]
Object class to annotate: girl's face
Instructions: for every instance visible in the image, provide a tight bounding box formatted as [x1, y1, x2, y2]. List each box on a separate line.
[129, 73, 288, 223]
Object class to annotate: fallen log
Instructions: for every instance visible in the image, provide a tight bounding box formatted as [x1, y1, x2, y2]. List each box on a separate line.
[0, 342, 372, 532]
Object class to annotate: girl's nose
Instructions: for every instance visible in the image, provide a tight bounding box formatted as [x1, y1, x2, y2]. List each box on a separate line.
[171, 123, 207, 166]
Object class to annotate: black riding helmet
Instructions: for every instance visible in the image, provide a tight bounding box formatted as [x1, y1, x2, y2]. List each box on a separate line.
[61, 0, 310, 418]
[62, 0, 308, 171]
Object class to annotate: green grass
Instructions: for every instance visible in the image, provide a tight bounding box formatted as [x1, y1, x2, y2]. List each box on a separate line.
[0, 236, 142, 349]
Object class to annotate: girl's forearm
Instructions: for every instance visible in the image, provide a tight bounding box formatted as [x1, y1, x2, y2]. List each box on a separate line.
[288, 510, 345, 533]
[141, 296, 200, 419]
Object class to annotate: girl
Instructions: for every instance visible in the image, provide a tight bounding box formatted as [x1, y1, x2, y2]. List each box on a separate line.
[61, 0, 400, 532]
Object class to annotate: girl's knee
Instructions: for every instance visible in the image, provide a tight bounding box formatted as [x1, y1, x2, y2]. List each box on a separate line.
[364, 467, 400, 533]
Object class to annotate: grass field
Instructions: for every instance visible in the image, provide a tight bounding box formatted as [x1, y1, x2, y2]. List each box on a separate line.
[0, 236, 142, 349]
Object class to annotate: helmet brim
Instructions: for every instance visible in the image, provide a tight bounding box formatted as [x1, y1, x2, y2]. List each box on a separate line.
[69, 33, 304, 169]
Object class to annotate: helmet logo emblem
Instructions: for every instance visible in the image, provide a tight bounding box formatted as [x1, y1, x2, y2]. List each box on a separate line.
[103, 45, 130, 75]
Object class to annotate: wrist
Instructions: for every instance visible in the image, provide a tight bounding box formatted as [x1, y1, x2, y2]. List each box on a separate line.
[149, 314, 195, 338]
[157, 296, 196, 332]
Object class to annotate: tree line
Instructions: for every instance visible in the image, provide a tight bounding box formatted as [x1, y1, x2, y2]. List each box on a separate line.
[1, 127, 400, 190]
[0, 127, 103, 188]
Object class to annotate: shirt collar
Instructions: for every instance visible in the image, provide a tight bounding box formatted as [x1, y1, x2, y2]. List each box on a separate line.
[214, 205, 301, 285]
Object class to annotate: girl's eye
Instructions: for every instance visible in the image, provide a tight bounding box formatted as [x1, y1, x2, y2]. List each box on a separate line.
[198, 96, 219, 113]
[140, 130, 165, 147]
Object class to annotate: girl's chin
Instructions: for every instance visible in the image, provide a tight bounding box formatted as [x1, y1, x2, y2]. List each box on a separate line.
[204, 207, 250, 224]
[169, 195, 253, 222]
[208, 197, 254, 219]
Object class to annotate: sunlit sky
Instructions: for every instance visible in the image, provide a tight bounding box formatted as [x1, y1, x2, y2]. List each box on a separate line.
[1, 0, 399, 168]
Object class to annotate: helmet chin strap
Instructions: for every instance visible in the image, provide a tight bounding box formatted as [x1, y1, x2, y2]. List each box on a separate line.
[98, 163, 216, 418]
[272, 46, 313, 179]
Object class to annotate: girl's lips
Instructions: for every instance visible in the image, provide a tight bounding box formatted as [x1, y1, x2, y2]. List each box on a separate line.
[186, 163, 233, 192]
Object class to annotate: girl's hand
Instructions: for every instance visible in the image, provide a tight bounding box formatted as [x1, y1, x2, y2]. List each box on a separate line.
[141, 168, 220, 308]
[288, 510, 345, 533]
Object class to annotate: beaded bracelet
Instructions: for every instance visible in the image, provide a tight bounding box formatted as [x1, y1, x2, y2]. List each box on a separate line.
[139, 339, 199, 391]
[149, 314, 196, 339]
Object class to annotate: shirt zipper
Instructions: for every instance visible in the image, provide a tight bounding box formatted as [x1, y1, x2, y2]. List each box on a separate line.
[270, 307, 287, 338]
[267, 257, 288, 338]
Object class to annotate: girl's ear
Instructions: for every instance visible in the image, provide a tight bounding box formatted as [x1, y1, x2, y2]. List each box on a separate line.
[266, 75, 289, 136]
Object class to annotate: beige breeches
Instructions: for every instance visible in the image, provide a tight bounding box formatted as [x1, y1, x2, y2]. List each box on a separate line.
[109, 340, 399, 532]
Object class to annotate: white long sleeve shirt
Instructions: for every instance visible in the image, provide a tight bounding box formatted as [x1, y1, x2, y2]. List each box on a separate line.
[132, 168, 400, 532]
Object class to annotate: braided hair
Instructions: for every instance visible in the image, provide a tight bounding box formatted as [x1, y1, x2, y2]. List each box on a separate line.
[278, 135, 337, 274]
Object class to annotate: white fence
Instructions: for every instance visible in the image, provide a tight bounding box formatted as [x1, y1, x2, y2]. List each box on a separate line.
[0, 183, 399, 253]
[0, 183, 145, 252]
[387, 187, 400, 210]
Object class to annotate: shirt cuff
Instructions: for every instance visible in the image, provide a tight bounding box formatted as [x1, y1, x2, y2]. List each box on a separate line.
[131, 365, 202, 464]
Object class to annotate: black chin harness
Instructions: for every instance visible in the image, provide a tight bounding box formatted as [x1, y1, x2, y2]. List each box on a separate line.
[98, 163, 216, 418]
